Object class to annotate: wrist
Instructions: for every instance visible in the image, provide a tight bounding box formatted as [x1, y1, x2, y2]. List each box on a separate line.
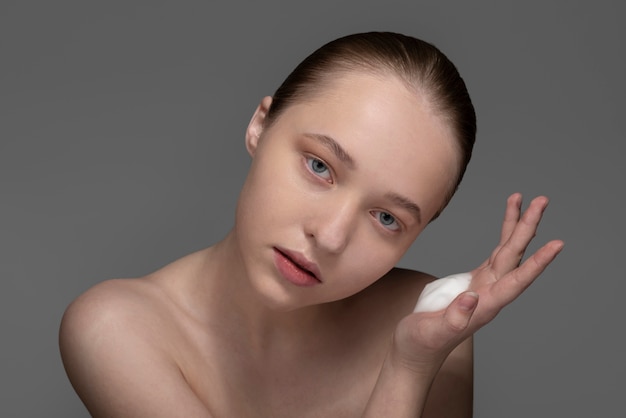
[388, 339, 443, 382]
[389, 327, 449, 380]
[363, 346, 439, 418]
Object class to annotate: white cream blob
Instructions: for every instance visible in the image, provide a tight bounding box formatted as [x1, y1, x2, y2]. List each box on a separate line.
[414, 272, 472, 313]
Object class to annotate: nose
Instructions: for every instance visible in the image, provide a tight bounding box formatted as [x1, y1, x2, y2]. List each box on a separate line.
[305, 199, 357, 254]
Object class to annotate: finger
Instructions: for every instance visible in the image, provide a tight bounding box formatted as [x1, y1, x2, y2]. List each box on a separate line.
[478, 193, 523, 270]
[491, 196, 550, 276]
[499, 193, 523, 246]
[402, 291, 478, 349]
[406, 291, 479, 355]
[443, 291, 480, 333]
[487, 240, 564, 308]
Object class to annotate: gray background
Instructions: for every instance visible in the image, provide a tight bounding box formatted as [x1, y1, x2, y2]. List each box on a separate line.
[1, 0, 623, 416]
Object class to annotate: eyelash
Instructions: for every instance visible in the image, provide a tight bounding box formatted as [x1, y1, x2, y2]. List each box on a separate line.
[371, 211, 401, 232]
[305, 156, 333, 182]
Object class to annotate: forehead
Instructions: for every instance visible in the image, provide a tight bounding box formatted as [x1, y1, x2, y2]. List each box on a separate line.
[302, 70, 453, 147]
[271, 71, 460, 218]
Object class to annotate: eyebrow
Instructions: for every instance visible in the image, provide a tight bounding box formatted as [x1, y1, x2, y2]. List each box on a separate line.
[303, 133, 356, 169]
[303, 132, 422, 224]
[385, 192, 423, 225]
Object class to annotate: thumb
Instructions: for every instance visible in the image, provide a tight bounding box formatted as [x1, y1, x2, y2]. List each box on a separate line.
[443, 291, 479, 333]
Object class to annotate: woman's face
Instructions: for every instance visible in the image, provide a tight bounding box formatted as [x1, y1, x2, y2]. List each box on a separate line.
[234, 71, 460, 310]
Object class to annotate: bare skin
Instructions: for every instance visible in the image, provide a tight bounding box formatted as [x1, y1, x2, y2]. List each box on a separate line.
[59, 71, 562, 417]
[60, 257, 471, 417]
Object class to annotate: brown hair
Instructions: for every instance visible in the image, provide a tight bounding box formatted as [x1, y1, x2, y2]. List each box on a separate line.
[266, 32, 476, 219]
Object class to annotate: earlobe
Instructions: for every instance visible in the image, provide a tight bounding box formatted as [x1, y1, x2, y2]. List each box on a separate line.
[245, 96, 273, 157]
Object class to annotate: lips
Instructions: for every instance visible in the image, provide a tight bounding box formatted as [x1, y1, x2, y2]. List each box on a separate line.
[273, 247, 322, 286]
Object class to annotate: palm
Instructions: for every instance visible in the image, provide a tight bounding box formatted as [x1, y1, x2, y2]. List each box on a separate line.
[393, 194, 563, 369]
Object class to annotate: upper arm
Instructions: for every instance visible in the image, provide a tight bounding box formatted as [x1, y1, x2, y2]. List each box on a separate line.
[423, 336, 474, 418]
[59, 281, 213, 418]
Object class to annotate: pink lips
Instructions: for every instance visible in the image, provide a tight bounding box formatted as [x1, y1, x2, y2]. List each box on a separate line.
[273, 247, 322, 287]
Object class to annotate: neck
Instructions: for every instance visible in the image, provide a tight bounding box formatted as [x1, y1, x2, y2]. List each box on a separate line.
[196, 230, 344, 356]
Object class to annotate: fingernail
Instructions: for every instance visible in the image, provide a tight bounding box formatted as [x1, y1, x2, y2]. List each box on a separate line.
[459, 292, 479, 311]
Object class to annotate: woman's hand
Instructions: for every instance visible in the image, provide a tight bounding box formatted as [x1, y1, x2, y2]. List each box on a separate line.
[392, 193, 564, 375]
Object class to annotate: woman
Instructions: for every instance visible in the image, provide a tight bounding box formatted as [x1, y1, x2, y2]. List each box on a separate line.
[59, 32, 563, 417]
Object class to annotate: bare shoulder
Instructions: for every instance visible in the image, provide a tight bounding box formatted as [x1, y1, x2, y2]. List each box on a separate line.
[336, 267, 438, 353]
[381, 266, 438, 293]
[60, 278, 167, 343]
[59, 278, 212, 417]
[354, 267, 438, 314]
[384, 266, 437, 287]
[61, 277, 159, 322]
[59, 278, 168, 358]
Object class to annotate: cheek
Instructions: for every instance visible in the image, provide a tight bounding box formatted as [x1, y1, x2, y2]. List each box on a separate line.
[236, 150, 303, 231]
[334, 238, 408, 293]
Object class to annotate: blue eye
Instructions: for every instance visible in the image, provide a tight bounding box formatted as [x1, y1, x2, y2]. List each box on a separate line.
[374, 211, 400, 231]
[306, 157, 332, 180]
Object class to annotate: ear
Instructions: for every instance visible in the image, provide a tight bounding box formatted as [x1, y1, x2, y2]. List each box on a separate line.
[245, 96, 273, 157]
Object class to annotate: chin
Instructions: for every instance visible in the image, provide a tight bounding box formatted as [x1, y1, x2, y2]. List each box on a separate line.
[246, 271, 318, 312]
